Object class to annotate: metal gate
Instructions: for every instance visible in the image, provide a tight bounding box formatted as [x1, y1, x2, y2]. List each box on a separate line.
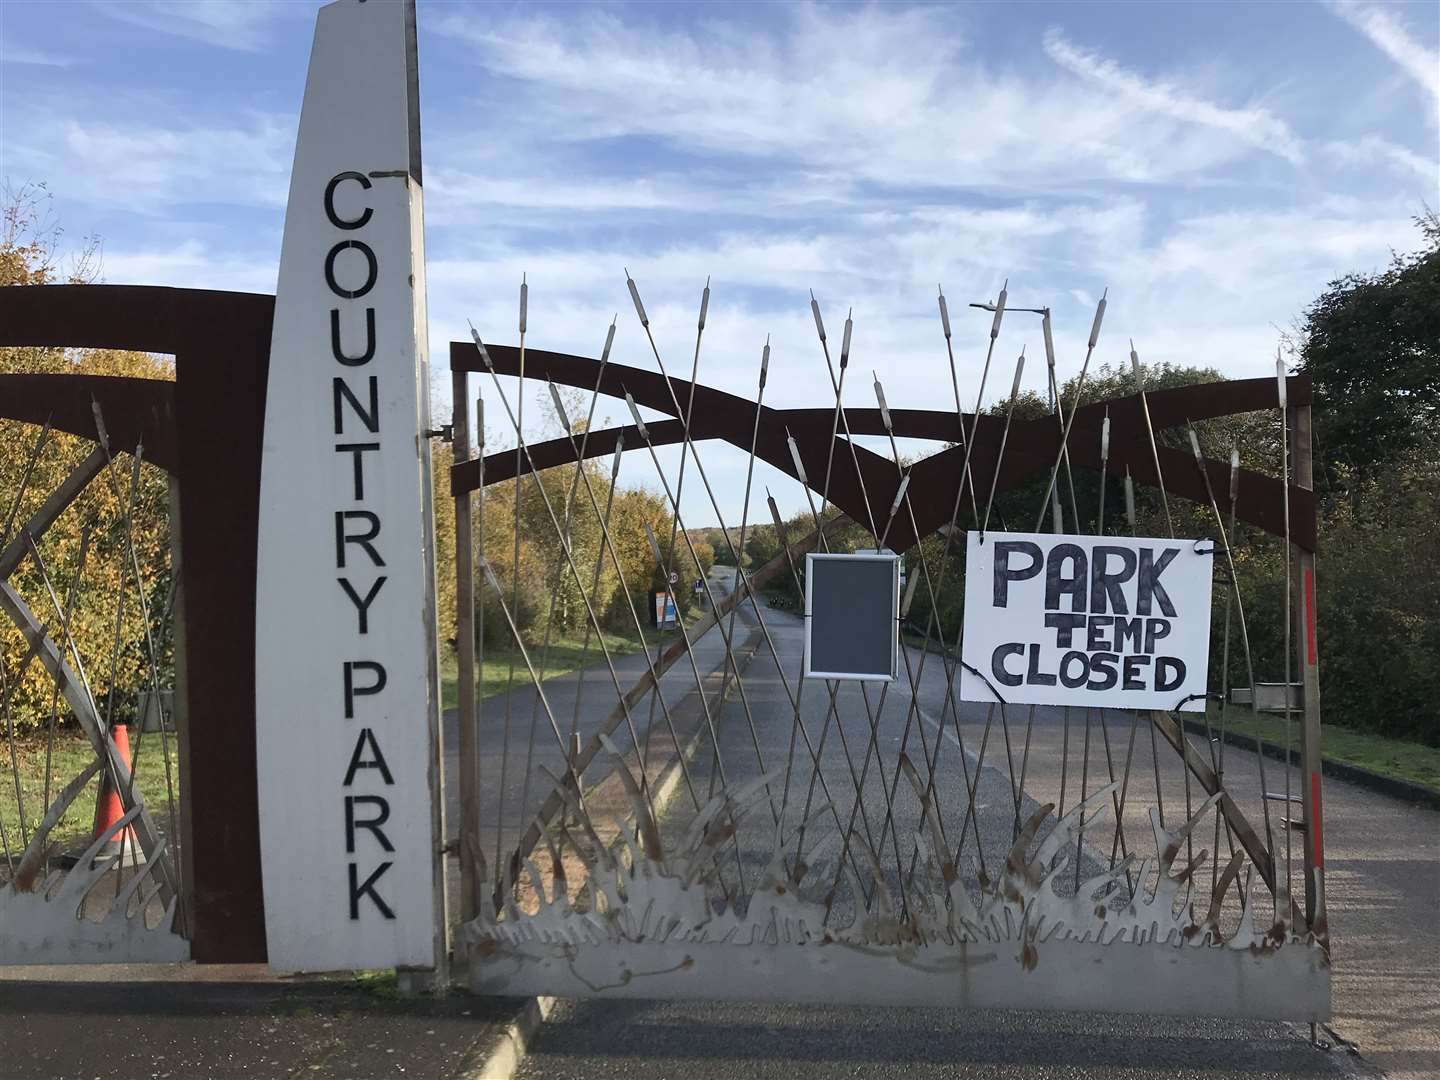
[0, 397, 186, 963]
[450, 280, 1330, 1019]
[0, 284, 275, 967]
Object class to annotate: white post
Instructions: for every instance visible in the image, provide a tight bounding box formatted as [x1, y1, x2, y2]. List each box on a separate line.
[255, 0, 442, 974]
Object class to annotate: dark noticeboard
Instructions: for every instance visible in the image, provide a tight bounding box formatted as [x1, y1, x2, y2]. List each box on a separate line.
[804, 553, 900, 680]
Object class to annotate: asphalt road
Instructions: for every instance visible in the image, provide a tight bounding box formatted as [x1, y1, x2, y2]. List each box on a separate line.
[505, 565, 1434, 1080]
[441, 592, 748, 881]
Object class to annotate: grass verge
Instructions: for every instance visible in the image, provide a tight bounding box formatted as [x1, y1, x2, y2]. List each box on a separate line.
[1203, 707, 1440, 791]
[440, 622, 682, 711]
[1, 728, 182, 857]
[0, 610, 695, 863]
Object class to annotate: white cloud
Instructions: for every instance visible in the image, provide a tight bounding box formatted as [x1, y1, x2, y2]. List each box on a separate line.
[1, 44, 80, 68]
[426, 195, 1420, 430]
[435, 194, 1418, 525]
[11, 0, 1431, 525]
[423, 166, 863, 229]
[98, 0, 291, 52]
[1041, 29, 1307, 165]
[6, 112, 295, 212]
[97, 238, 278, 294]
[1330, 1, 1440, 124]
[433, 4, 1298, 189]
[1324, 135, 1438, 183]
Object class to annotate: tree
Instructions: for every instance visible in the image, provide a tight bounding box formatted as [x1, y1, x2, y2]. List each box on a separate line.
[1, 184, 174, 732]
[1299, 211, 1440, 492]
[1291, 213, 1440, 743]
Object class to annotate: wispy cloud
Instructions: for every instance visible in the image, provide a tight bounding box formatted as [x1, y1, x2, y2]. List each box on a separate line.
[435, 5, 1297, 189]
[1042, 28, 1307, 165]
[8, 0, 1433, 523]
[1330, 1, 1440, 124]
[1324, 135, 1437, 183]
[425, 167, 863, 229]
[98, 239, 278, 294]
[425, 193, 1420, 422]
[98, 0, 288, 52]
[1, 43, 81, 68]
[5, 111, 295, 212]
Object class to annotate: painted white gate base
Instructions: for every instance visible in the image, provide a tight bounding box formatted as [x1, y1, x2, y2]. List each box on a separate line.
[469, 938, 1329, 1021]
[0, 867, 187, 965]
[459, 781, 1329, 1019]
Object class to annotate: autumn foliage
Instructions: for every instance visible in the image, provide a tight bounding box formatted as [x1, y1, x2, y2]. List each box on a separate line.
[1, 186, 174, 733]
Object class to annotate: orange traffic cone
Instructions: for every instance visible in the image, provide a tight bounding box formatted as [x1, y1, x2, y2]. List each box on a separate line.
[92, 723, 143, 866]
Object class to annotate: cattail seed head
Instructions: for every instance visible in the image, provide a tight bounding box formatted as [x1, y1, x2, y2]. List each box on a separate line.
[1088, 291, 1107, 349]
[643, 521, 664, 565]
[624, 391, 648, 438]
[990, 280, 1008, 339]
[547, 379, 571, 432]
[787, 432, 808, 484]
[889, 472, 911, 518]
[626, 271, 648, 328]
[600, 318, 617, 365]
[810, 293, 826, 342]
[901, 568, 921, 618]
[468, 321, 495, 371]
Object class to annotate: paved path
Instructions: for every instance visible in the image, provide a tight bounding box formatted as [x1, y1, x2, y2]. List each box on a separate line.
[512, 566, 1434, 1078]
[442, 576, 753, 881]
[0, 974, 518, 1080]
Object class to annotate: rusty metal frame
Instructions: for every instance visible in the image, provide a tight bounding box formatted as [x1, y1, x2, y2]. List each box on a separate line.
[452, 336, 1329, 1017]
[0, 283, 272, 963]
[449, 342, 1316, 553]
[452, 339, 1326, 921]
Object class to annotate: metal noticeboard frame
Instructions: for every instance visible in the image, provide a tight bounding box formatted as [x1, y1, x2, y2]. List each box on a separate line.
[802, 551, 900, 681]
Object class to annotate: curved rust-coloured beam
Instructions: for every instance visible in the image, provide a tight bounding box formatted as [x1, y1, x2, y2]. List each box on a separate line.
[0, 283, 272, 963]
[451, 342, 911, 540]
[0, 373, 177, 472]
[449, 341, 1315, 551]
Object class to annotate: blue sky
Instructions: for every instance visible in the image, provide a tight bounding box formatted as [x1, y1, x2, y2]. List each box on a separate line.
[2, 0, 1437, 527]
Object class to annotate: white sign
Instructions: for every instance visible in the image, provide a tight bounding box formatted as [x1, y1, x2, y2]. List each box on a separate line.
[255, 0, 440, 972]
[960, 531, 1213, 712]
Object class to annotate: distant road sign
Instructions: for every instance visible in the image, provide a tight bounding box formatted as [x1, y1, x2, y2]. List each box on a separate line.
[669, 571, 679, 584]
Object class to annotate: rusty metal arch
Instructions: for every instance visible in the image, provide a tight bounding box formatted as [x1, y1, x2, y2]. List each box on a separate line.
[449, 342, 1315, 553]
[0, 283, 273, 962]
